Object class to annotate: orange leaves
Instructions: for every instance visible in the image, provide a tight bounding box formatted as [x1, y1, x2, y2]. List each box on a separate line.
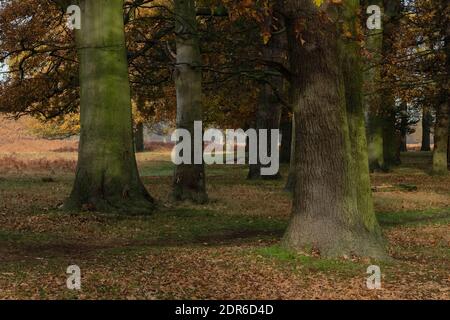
[313, 0, 324, 7]
[262, 31, 272, 45]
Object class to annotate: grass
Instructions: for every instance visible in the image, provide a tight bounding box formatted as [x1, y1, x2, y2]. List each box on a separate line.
[256, 245, 362, 275]
[377, 208, 450, 227]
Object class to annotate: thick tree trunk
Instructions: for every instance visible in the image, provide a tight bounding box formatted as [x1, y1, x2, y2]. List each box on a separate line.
[341, 1, 383, 245]
[134, 122, 145, 153]
[172, 0, 207, 203]
[421, 107, 432, 151]
[432, 101, 449, 175]
[281, 0, 386, 258]
[64, 0, 155, 214]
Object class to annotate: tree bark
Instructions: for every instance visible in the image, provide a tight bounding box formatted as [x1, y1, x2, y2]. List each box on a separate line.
[134, 122, 145, 153]
[421, 107, 432, 151]
[281, 0, 386, 258]
[64, 0, 155, 214]
[341, 0, 383, 246]
[171, 0, 207, 203]
[399, 102, 408, 152]
[284, 113, 297, 192]
[432, 0, 449, 175]
[247, 37, 284, 180]
[381, 0, 402, 168]
[279, 110, 292, 164]
[432, 101, 449, 175]
[364, 0, 385, 172]
[383, 104, 401, 166]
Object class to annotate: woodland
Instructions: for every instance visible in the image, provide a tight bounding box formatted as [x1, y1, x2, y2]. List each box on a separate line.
[0, 0, 448, 299]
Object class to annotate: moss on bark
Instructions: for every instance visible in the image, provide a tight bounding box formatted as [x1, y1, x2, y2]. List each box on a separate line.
[64, 0, 155, 214]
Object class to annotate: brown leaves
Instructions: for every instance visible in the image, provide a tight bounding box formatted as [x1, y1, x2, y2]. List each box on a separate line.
[0, 147, 449, 299]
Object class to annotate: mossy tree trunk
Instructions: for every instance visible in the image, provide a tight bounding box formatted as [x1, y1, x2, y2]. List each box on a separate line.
[364, 0, 385, 172]
[172, 0, 207, 203]
[341, 0, 383, 245]
[64, 0, 155, 214]
[281, 0, 386, 258]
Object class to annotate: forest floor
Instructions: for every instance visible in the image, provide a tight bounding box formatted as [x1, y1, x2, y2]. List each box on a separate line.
[0, 145, 449, 299]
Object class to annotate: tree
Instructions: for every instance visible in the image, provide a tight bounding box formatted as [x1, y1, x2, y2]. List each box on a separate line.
[431, 0, 449, 175]
[381, 0, 402, 168]
[246, 13, 287, 180]
[387, 0, 449, 169]
[281, 0, 386, 258]
[134, 122, 145, 153]
[63, 0, 155, 213]
[171, 0, 208, 203]
[421, 107, 432, 151]
[364, 0, 386, 172]
[279, 109, 292, 164]
[399, 102, 408, 152]
[284, 112, 297, 192]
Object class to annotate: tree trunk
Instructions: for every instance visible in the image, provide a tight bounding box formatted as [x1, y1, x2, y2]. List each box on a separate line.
[437, 0, 450, 173]
[383, 104, 401, 166]
[421, 107, 432, 151]
[171, 0, 207, 203]
[281, 0, 386, 259]
[247, 83, 282, 180]
[399, 102, 408, 152]
[341, 0, 383, 246]
[64, 0, 155, 214]
[367, 117, 386, 171]
[247, 38, 284, 180]
[284, 113, 297, 192]
[134, 122, 145, 153]
[279, 110, 292, 164]
[381, 0, 402, 168]
[364, 0, 385, 172]
[432, 101, 449, 175]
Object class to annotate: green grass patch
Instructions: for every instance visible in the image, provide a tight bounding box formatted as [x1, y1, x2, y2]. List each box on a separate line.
[256, 245, 362, 274]
[377, 208, 450, 227]
[139, 161, 174, 177]
[124, 208, 287, 245]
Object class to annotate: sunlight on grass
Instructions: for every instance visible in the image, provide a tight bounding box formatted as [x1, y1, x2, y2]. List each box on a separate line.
[255, 245, 362, 274]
